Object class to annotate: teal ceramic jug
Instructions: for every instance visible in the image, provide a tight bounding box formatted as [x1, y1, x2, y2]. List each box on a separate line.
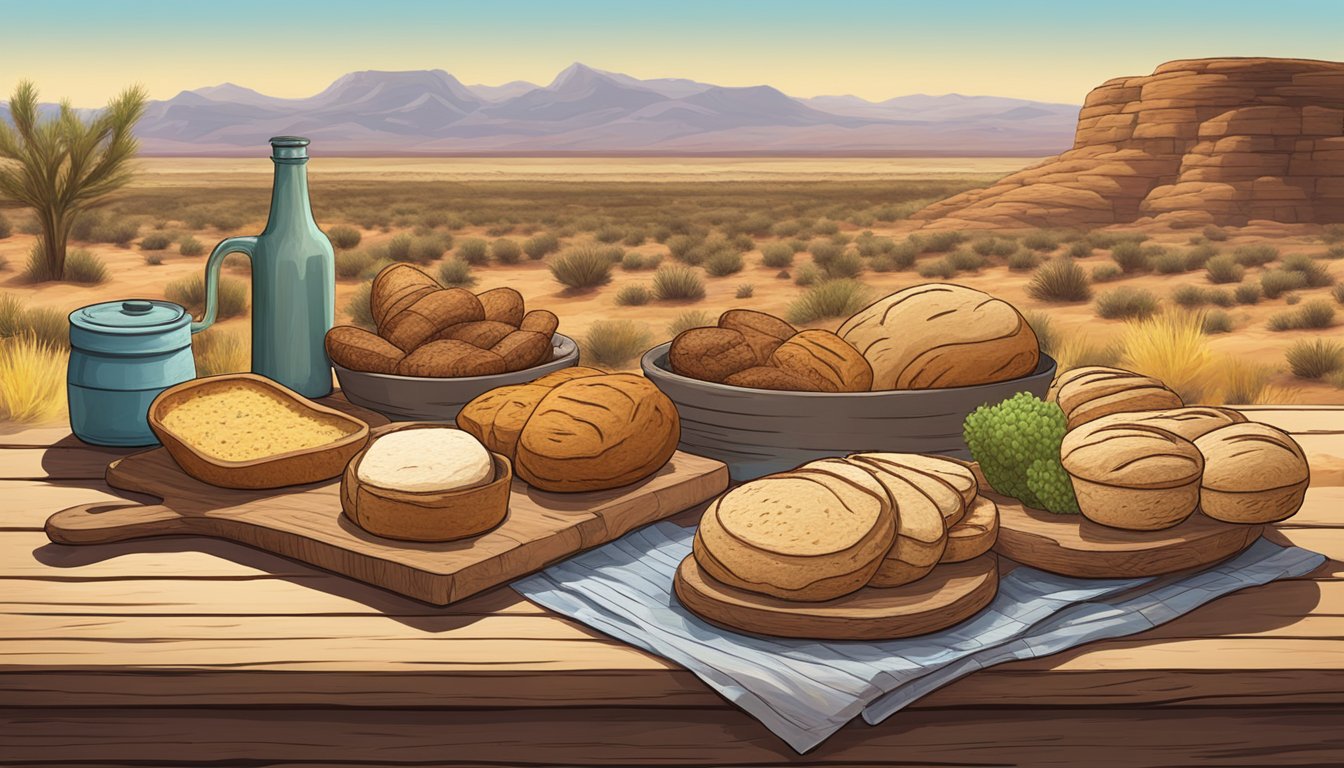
[196, 137, 335, 398]
[67, 299, 197, 446]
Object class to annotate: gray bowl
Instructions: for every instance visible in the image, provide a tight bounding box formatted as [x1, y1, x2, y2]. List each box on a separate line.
[641, 343, 1057, 482]
[335, 333, 579, 422]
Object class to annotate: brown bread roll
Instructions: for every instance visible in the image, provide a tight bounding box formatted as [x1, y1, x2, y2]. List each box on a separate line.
[477, 287, 526, 327]
[1195, 422, 1309, 524]
[396, 339, 507, 378]
[843, 457, 950, 587]
[718, 309, 796, 362]
[838, 283, 1039, 390]
[532, 366, 605, 388]
[491, 330, 552, 372]
[1088, 406, 1247, 442]
[722, 366, 824, 391]
[514, 373, 680, 492]
[1051, 366, 1184, 430]
[669, 327, 759, 383]
[455, 367, 610, 460]
[383, 289, 486, 352]
[1061, 420, 1203, 530]
[942, 497, 999, 563]
[768, 329, 873, 393]
[437, 320, 516, 349]
[325, 325, 404, 374]
[371, 264, 439, 330]
[519, 309, 560, 337]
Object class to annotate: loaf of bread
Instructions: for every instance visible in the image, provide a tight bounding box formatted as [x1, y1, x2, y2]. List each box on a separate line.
[456, 367, 605, 458]
[838, 283, 1039, 390]
[397, 339, 507, 378]
[722, 366, 820, 391]
[491, 330, 552, 372]
[942, 497, 999, 563]
[371, 264, 439, 331]
[477, 287, 526, 327]
[325, 325, 405, 374]
[1061, 420, 1204, 530]
[693, 470, 896, 601]
[768, 330, 873, 393]
[1195, 422, 1309, 524]
[718, 309, 796, 362]
[437, 320, 516, 349]
[1089, 406, 1247, 442]
[669, 328, 759, 383]
[513, 373, 681, 492]
[356, 427, 493, 492]
[520, 309, 559, 337]
[1050, 366, 1184, 430]
[851, 453, 970, 526]
[383, 289, 486, 352]
[845, 457, 950, 587]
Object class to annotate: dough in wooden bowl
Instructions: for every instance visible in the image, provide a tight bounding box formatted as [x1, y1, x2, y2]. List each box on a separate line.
[1061, 420, 1203, 530]
[1195, 422, 1309, 524]
[1050, 366, 1184, 430]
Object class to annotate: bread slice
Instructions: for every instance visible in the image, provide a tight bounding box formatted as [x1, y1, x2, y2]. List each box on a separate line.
[942, 497, 999, 563]
[850, 453, 966, 527]
[845, 458, 949, 588]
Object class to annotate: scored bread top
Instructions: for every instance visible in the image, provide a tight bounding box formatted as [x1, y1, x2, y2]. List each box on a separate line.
[1053, 367, 1183, 425]
[847, 460, 947, 548]
[850, 452, 976, 509]
[1088, 406, 1247, 442]
[1195, 422, 1309, 492]
[712, 473, 886, 556]
[1061, 420, 1203, 489]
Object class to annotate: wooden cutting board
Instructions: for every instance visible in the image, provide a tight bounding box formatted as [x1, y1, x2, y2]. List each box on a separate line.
[674, 554, 999, 640]
[46, 428, 730, 606]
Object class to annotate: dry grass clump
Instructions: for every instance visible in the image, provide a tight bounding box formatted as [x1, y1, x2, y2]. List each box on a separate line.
[1205, 255, 1245, 284]
[787, 279, 873, 325]
[1203, 225, 1229, 242]
[1234, 282, 1263, 305]
[1118, 311, 1213, 401]
[327, 225, 362, 249]
[1285, 338, 1344, 379]
[1028, 259, 1091, 302]
[23, 243, 107, 284]
[1280, 253, 1334, 287]
[821, 250, 865, 279]
[524, 232, 560, 260]
[140, 233, 172, 251]
[917, 257, 957, 280]
[1095, 287, 1159, 320]
[166, 275, 248, 320]
[667, 310, 712, 337]
[1022, 230, 1059, 252]
[704, 249, 745, 277]
[491, 238, 522, 264]
[1007, 250, 1041, 271]
[1260, 268, 1309, 299]
[615, 284, 652, 306]
[1091, 263, 1122, 282]
[1268, 300, 1336, 332]
[1201, 309, 1234, 334]
[1022, 310, 1057, 356]
[620, 251, 662, 271]
[1110, 242, 1155, 273]
[0, 335, 66, 423]
[335, 249, 378, 279]
[761, 242, 794, 268]
[344, 281, 374, 329]
[1232, 244, 1278, 267]
[581, 319, 653, 370]
[437, 257, 474, 288]
[178, 236, 205, 256]
[191, 328, 249, 377]
[652, 265, 706, 301]
[594, 224, 625, 244]
[549, 246, 613, 291]
[972, 236, 1018, 258]
[735, 283, 754, 299]
[455, 237, 489, 265]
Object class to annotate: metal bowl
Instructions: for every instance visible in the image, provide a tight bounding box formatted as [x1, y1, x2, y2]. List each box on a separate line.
[641, 343, 1057, 482]
[334, 333, 579, 422]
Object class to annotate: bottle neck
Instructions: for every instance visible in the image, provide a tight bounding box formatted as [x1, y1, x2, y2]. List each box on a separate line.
[264, 158, 315, 233]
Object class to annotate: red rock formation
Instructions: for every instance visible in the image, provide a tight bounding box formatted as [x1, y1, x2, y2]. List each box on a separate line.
[913, 58, 1344, 229]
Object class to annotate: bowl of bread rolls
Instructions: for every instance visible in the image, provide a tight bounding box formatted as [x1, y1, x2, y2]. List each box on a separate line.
[327, 264, 579, 421]
[641, 282, 1056, 482]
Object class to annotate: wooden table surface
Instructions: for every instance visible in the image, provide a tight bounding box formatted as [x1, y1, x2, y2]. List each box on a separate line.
[3, 405, 1343, 767]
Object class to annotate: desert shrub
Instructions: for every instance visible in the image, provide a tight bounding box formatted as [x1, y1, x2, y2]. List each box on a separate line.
[1202, 225, 1229, 242]
[1182, 244, 1218, 270]
[1110, 242, 1152, 273]
[143, 252, 162, 266]
[491, 238, 522, 265]
[192, 328, 249, 378]
[1028, 259, 1091, 302]
[409, 235, 448, 264]
[1323, 224, 1344, 244]
[594, 224, 625, 244]
[650, 225, 672, 243]
[1205, 255, 1245, 284]
[1086, 231, 1147, 250]
[666, 234, 702, 264]
[787, 279, 872, 325]
[1091, 263, 1122, 282]
[72, 212, 138, 245]
[704, 249, 745, 277]
[918, 230, 965, 253]
[1022, 230, 1059, 252]
[971, 237, 1015, 257]
[1298, 299, 1337, 328]
[327, 225, 362, 249]
[0, 212, 10, 239]
[813, 219, 840, 236]
[1172, 285, 1208, 308]
[167, 274, 248, 319]
[524, 232, 560, 260]
[728, 233, 755, 252]
[1096, 287, 1159, 320]
[787, 238, 810, 253]
[615, 284, 652, 306]
[1281, 253, 1334, 287]
[946, 249, 986, 272]
[652, 265, 705, 301]
[1285, 338, 1344, 379]
[139, 233, 172, 251]
[666, 310, 711, 337]
[1260, 268, 1308, 299]
[622, 229, 647, 247]
[581, 320, 652, 370]
[178, 236, 205, 256]
[1153, 251, 1189, 274]
[1117, 311, 1213, 401]
[1334, 283, 1344, 304]
[24, 245, 107, 284]
[917, 258, 957, 280]
[1234, 282, 1263, 305]
[1267, 310, 1298, 332]
[1007, 250, 1041, 271]
[549, 246, 613, 291]
[822, 250, 865, 279]
[437, 257, 474, 287]
[0, 295, 68, 350]
[772, 220, 803, 238]
[621, 251, 662, 271]
[1067, 241, 1093, 259]
[1022, 311, 1057, 356]
[885, 240, 919, 270]
[856, 235, 897, 258]
[1202, 310, 1234, 334]
[1206, 288, 1235, 307]
[809, 241, 844, 266]
[1286, 292, 1302, 305]
[485, 221, 515, 237]
[1233, 244, 1278, 267]
[456, 237, 490, 265]
[734, 283, 755, 299]
[1323, 245, 1344, 260]
[335, 249, 377, 279]
[386, 233, 414, 261]
[794, 263, 822, 286]
[761, 242, 794, 268]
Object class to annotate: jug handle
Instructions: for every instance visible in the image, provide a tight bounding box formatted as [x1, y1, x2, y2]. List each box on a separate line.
[191, 236, 256, 334]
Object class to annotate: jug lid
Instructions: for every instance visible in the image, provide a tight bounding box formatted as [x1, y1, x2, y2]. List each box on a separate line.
[70, 299, 188, 335]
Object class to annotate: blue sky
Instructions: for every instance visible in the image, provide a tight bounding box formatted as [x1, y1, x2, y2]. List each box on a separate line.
[2, 0, 1342, 105]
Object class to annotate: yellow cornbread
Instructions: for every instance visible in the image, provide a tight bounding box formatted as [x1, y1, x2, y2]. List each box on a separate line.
[159, 383, 355, 462]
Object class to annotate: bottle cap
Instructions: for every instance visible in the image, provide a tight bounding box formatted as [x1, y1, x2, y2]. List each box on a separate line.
[270, 136, 310, 163]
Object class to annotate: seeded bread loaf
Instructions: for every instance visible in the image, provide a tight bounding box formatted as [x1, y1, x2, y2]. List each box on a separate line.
[1195, 422, 1309, 524]
[1061, 420, 1204, 530]
[1051, 366, 1184, 430]
[477, 287, 526, 327]
[491, 330, 552, 372]
[768, 329, 873, 393]
[456, 367, 605, 457]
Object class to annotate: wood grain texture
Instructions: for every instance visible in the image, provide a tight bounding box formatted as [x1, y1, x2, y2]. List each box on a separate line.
[674, 553, 999, 640]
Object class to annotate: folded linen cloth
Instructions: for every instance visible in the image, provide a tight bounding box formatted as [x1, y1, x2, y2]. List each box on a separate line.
[513, 522, 1322, 754]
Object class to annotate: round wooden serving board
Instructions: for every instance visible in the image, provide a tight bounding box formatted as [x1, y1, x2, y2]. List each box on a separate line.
[673, 554, 998, 640]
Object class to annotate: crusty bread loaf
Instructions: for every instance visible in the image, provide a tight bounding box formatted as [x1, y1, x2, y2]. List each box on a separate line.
[383, 288, 486, 352]
[1089, 406, 1247, 442]
[718, 309, 796, 362]
[325, 325, 405, 374]
[722, 366, 823, 391]
[356, 428, 493, 493]
[669, 327, 759, 383]
[1051, 366, 1184, 430]
[1195, 422, 1309, 524]
[397, 339, 507, 378]
[519, 309, 560, 337]
[514, 373, 680, 492]
[693, 470, 895, 601]
[532, 366, 605, 388]
[850, 453, 972, 524]
[942, 497, 999, 563]
[1061, 420, 1203, 530]
[455, 367, 605, 457]
[845, 458, 950, 587]
[491, 330, 552, 372]
[768, 329, 873, 393]
[838, 283, 1039, 390]
[371, 264, 439, 330]
[437, 320, 516, 349]
[477, 287, 526, 327]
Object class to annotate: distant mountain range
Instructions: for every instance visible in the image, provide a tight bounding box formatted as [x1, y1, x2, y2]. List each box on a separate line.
[1, 63, 1080, 155]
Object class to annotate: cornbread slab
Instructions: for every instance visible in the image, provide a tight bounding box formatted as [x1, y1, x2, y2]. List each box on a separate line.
[46, 403, 729, 606]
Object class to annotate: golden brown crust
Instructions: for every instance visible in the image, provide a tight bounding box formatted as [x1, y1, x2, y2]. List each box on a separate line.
[1061, 419, 1203, 530]
[383, 289, 486, 352]
[1053, 366, 1183, 429]
[718, 310, 796, 362]
[477, 287, 526, 327]
[436, 320, 516, 349]
[722, 365, 824, 391]
[1195, 422, 1309, 524]
[491, 330, 552, 372]
[519, 309, 560, 337]
[768, 329, 873, 393]
[371, 264, 439, 330]
[456, 383, 552, 460]
[324, 325, 405, 374]
[668, 327, 759, 383]
[396, 339, 507, 378]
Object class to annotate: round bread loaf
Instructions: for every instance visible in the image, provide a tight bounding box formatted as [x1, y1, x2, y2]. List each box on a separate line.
[838, 283, 1039, 390]
[1195, 422, 1309, 524]
[768, 329, 873, 393]
[515, 373, 680, 492]
[718, 309, 796, 362]
[356, 428, 493, 492]
[694, 470, 895, 601]
[519, 309, 560, 337]
[491, 330, 552, 372]
[669, 327, 759, 383]
[844, 458, 950, 587]
[371, 264, 439, 330]
[396, 339, 507, 378]
[1088, 406, 1247, 442]
[455, 367, 606, 457]
[851, 452, 976, 515]
[325, 325, 405, 374]
[1051, 366, 1184, 430]
[531, 366, 605, 388]
[722, 366, 823, 391]
[383, 288, 486, 352]
[477, 287, 526, 327]
[942, 496, 999, 562]
[1061, 420, 1203, 530]
[437, 320, 516, 349]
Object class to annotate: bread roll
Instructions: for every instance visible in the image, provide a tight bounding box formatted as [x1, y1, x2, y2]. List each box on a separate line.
[514, 373, 680, 492]
[356, 428, 493, 493]
[1195, 422, 1309, 524]
[491, 330, 551, 372]
[845, 458, 950, 587]
[1051, 366, 1184, 430]
[838, 283, 1039, 390]
[693, 470, 895, 601]
[669, 327, 758, 383]
[520, 309, 560, 337]
[718, 309, 795, 362]
[437, 320, 516, 349]
[722, 366, 824, 391]
[383, 289, 486, 352]
[942, 497, 999, 563]
[325, 325, 404, 374]
[477, 287, 526, 327]
[371, 264, 439, 330]
[397, 339, 507, 378]
[1089, 406, 1247, 442]
[1061, 420, 1203, 530]
[768, 329, 873, 393]
[455, 368, 605, 457]
[851, 453, 974, 521]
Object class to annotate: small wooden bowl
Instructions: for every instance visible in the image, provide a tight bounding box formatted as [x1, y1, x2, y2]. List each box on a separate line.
[340, 422, 512, 542]
[149, 373, 370, 490]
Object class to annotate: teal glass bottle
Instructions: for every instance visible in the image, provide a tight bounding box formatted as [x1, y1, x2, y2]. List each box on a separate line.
[194, 137, 335, 398]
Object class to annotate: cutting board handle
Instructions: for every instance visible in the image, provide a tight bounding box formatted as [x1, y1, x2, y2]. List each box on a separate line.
[46, 502, 192, 545]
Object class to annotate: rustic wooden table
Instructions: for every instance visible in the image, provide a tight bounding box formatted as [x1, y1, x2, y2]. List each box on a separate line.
[2, 406, 1343, 767]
